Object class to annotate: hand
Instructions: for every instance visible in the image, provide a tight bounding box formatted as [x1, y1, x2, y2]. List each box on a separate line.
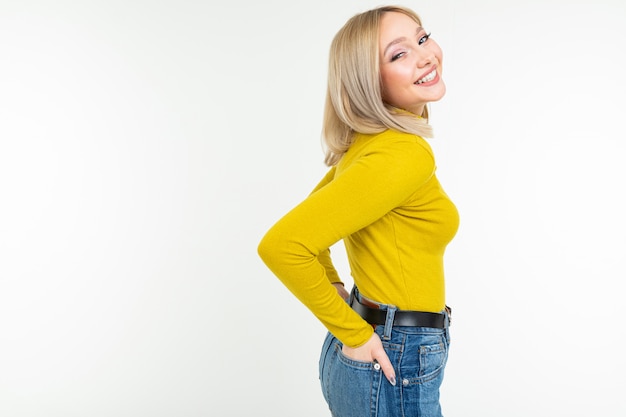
[332, 282, 350, 301]
[342, 332, 396, 386]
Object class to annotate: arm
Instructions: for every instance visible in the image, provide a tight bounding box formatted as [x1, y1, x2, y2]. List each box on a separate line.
[308, 167, 342, 286]
[258, 136, 435, 347]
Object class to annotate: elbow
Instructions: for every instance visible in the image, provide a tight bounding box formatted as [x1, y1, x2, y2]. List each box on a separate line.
[257, 233, 273, 266]
[257, 228, 282, 270]
[258, 226, 315, 276]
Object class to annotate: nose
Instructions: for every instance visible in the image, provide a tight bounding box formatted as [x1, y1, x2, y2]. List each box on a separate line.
[415, 46, 434, 68]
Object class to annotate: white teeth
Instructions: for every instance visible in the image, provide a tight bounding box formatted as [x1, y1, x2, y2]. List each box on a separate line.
[416, 69, 437, 84]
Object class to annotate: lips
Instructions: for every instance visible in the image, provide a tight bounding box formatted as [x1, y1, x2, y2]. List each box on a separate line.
[415, 69, 437, 85]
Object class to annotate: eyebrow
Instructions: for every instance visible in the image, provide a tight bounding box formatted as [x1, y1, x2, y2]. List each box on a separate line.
[383, 26, 424, 56]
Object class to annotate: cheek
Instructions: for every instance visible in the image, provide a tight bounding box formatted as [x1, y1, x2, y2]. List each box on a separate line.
[381, 67, 411, 92]
[380, 70, 395, 98]
[432, 43, 444, 65]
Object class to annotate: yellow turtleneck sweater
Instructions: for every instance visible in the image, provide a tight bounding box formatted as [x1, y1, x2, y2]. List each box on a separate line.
[258, 129, 459, 348]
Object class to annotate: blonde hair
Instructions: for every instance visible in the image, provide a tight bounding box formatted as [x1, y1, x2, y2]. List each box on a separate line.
[322, 5, 433, 166]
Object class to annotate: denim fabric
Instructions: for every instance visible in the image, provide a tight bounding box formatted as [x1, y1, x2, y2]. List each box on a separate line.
[319, 298, 450, 417]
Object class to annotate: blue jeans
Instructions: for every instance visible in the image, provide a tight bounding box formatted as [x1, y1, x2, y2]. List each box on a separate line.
[319, 294, 450, 417]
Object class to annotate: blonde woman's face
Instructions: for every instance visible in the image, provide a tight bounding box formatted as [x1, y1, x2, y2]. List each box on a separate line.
[379, 12, 445, 115]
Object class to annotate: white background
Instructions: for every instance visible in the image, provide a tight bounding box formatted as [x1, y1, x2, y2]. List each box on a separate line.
[1, 0, 625, 416]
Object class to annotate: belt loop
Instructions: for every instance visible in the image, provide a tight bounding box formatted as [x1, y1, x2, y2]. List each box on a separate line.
[382, 305, 397, 340]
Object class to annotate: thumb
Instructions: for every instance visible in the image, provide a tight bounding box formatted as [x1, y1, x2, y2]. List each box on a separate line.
[371, 340, 396, 386]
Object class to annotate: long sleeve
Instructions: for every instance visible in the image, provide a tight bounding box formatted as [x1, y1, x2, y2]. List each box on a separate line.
[309, 166, 342, 285]
[258, 131, 440, 347]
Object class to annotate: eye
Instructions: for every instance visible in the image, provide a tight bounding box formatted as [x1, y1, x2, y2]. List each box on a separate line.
[391, 51, 406, 62]
[418, 32, 432, 45]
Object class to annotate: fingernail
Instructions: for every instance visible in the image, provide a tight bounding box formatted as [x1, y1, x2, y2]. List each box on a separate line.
[388, 376, 396, 386]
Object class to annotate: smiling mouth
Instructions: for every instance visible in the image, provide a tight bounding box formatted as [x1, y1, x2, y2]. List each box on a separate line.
[415, 69, 437, 85]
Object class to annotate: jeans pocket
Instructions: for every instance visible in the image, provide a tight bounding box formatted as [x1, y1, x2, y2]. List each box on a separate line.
[336, 343, 377, 369]
[326, 342, 381, 417]
[417, 340, 448, 382]
[400, 331, 449, 386]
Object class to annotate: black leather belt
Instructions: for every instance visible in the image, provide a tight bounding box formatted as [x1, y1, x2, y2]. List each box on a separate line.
[350, 295, 449, 329]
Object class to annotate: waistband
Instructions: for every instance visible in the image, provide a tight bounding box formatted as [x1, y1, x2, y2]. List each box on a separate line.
[349, 287, 450, 329]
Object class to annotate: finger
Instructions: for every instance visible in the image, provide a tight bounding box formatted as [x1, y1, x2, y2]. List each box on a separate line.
[372, 349, 396, 386]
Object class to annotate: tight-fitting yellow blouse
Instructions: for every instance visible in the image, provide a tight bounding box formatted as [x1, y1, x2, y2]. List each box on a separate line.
[258, 129, 459, 348]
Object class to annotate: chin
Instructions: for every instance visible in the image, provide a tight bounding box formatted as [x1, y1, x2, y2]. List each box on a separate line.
[432, 81, 446, 100]
[426, 86, 447, 105]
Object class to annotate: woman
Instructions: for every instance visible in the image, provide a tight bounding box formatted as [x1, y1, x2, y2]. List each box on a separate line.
[258, 5, 458, 417]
